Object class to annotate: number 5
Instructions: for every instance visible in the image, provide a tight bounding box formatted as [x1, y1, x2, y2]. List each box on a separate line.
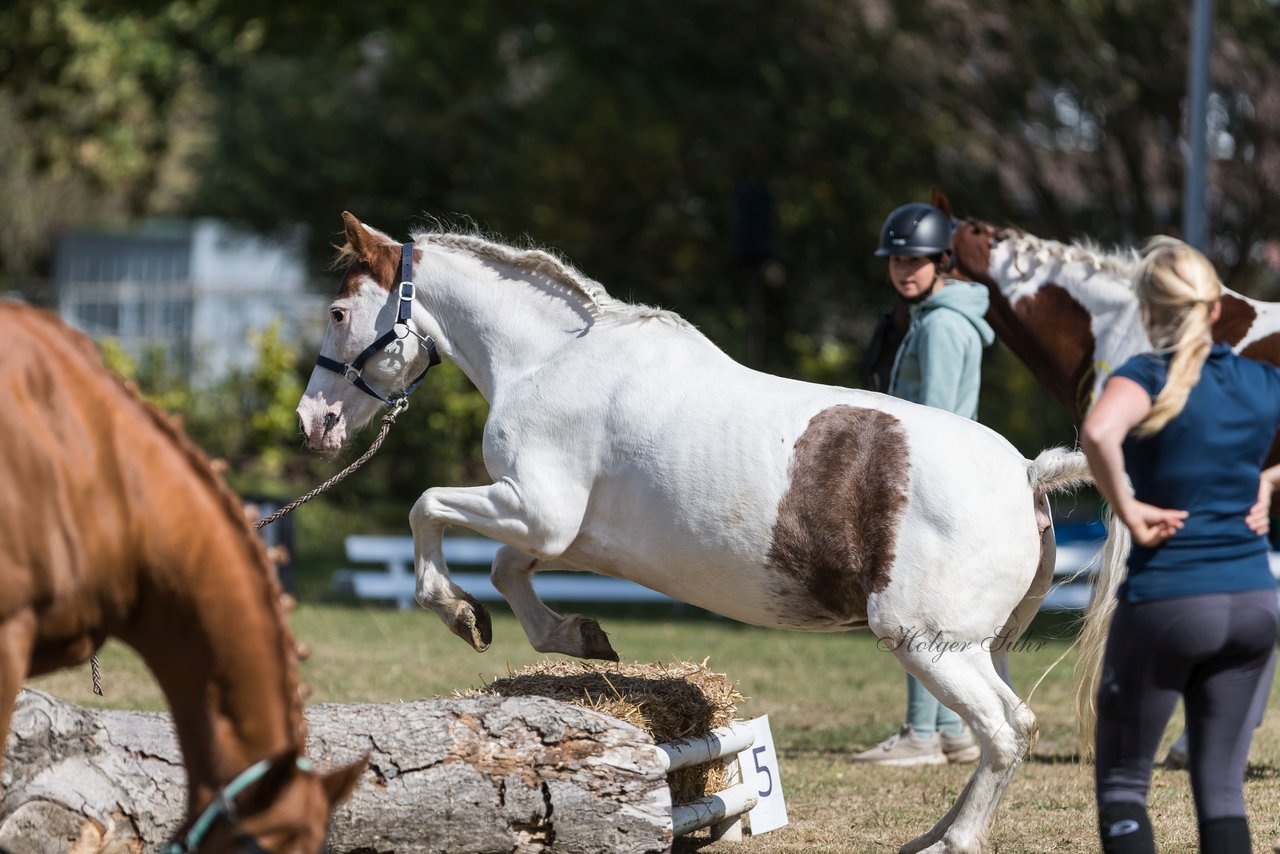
[752, 746, 773, 797]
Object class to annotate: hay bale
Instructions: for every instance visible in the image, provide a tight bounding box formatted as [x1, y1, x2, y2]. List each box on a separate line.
[477, 660, 744, 805]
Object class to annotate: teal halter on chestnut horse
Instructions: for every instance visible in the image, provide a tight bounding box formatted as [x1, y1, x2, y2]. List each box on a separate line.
[0, 303, 364, 852]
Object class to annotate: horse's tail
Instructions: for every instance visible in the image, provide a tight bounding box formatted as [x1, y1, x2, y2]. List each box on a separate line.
[1023, 447, 1134, 758]
[1026, 446, 1093, 498]
[1072, 508, 1130, 758]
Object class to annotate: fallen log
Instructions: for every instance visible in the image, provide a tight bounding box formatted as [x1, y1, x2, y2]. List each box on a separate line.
[0, 689, 672, 853]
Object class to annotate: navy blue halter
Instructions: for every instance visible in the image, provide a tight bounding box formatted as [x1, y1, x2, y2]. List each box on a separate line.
[315, 242, 440, 408]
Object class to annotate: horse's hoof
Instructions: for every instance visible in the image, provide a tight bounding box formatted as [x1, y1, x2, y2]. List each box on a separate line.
[451, 595, 492, 653]
[579, 618, 619, 662]
[901, 839, 981, 854]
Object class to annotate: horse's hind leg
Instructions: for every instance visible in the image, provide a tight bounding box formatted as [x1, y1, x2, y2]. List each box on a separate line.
[491, 546, 618, 661]
[991, 497, 1058, 688]
[893, 645, 1036, 854]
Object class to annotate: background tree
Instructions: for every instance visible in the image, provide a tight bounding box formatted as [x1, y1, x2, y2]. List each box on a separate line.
[0, 0, 259, 295]
[5, 0, 1278, 584]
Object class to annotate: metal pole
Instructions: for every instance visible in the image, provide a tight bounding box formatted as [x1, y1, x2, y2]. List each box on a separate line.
[1182, 0, 1215, 250]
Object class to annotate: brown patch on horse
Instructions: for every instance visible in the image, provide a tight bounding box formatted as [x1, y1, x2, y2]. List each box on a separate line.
[766, 406, 910, 625]
[1213, 294, 1257, 347]
[1237, 331, 1280, 469]
[1241, 331, 1280, 366]
[335, 211, 403, 298]
[1009, 284, 1097, 417]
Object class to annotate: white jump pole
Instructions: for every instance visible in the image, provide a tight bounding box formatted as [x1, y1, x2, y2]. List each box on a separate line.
[655, 721, 756, 772]
[672, 783, 760, 837]
[656, 721, 758, 839]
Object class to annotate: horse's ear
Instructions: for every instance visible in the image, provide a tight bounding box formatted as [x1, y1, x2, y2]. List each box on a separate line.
[321, 756, 367, 806]
[931, 187, 953, 220]
[235, 749, 303, 815]
[341, 211, 369, 259]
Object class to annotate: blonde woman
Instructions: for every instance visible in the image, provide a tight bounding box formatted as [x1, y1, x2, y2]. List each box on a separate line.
[1081, 236, 1280, 853]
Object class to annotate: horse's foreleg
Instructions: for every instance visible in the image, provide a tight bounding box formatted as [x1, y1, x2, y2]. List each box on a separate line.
[0, 612, 36, 774]
[409, 478, 582, 654]
[490, 546, 618, 661]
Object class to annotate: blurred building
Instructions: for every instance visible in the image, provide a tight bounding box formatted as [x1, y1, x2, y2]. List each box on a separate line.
[54, 219, 327, 384]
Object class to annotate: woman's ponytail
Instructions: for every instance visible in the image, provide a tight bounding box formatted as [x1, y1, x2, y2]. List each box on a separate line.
[1132, 237, 1222, 437]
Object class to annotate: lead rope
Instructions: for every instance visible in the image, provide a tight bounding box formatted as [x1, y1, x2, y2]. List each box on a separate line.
[253, 401, 407, 531]
[88, 401, 408, 697]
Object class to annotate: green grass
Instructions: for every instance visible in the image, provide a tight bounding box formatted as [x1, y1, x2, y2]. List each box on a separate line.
[28, 603, 1280, 853]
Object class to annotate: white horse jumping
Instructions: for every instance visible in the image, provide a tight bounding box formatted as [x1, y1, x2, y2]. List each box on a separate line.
[296, 212, 1107, 853]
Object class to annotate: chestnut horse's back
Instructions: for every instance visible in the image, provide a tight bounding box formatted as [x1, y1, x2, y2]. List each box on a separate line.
[0, 304, 128, 625]
[0, 302, 190, 669]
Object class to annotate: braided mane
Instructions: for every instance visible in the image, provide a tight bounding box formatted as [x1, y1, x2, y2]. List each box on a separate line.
[998, 230, 1140, 285]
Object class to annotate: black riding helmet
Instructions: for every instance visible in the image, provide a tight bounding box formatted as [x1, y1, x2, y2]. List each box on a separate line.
[875, 203, 952, 257]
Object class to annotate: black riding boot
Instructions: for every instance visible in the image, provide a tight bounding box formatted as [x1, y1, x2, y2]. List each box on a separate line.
[1099, 801, 1156, 854]
[1199, 816, 1250, 854]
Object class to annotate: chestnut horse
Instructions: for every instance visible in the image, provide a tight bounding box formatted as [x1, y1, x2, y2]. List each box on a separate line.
[294, 212, 1121, 854]
[0, 303, 363, 852]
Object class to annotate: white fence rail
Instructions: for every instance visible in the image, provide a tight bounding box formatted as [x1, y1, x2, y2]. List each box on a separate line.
[333, 534, 677, 610]
[333, 531, 1280, 611]
[332, 533, 1106, 611]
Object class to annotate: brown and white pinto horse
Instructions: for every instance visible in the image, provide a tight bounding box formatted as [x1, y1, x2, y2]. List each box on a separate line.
[939, 193, 1280, 463]
[0, 303, 363, 852]
[294, 213, 1127, 854]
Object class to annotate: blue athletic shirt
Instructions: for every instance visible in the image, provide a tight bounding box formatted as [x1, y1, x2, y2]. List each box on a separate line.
[1112, 343, 1280, 603]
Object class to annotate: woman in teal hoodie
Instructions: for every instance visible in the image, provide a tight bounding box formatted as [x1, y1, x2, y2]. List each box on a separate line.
[853, 202, 996, 766]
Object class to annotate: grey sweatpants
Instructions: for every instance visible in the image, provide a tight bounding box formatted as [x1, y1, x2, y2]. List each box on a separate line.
[1095, 588, 1278, 822]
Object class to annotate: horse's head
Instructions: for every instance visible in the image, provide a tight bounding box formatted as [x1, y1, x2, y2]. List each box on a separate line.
[927, 191, 1009, 288]
[949, 218, 1011, 287]
[174, 751, 365, 854]
[297, 212, 440, 452]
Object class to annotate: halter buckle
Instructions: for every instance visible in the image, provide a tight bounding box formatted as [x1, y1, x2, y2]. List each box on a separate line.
[398, 281, 415, 300]
[342, 364, 362, 384]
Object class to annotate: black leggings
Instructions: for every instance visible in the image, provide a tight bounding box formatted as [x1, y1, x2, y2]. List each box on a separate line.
[1095, 588, 1277, 843]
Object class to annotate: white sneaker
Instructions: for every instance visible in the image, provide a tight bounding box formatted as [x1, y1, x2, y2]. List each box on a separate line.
[851, 726, 947, 766]
[940, 726, 981, 764]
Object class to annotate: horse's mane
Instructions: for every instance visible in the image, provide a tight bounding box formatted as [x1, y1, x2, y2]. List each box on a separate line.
[997, 229, 1140, 285]
[409, 228, 692, 328]
[54, 314, 308, 743]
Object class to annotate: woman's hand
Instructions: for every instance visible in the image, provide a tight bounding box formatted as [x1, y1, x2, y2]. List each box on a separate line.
[1121, 501, 1188, 548]
[1247, 478, 1273, 536]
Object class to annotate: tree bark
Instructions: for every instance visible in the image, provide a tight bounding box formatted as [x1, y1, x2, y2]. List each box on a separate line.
[0, 689, 673, 853]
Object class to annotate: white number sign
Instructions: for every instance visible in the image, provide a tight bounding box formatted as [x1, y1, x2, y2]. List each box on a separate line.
[736, 714, 788, 835]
